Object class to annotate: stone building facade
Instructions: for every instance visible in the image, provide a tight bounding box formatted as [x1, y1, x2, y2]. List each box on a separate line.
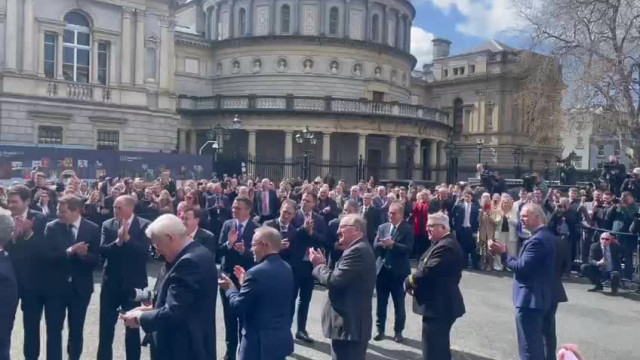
[0, 0, 562, 182]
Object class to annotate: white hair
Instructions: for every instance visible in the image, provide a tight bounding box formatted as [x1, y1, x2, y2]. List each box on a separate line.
[146, 214, 187, 239]
[428, 212, 450, 231]
[0, 208, 14, 246]
[255, 226, 282, 251]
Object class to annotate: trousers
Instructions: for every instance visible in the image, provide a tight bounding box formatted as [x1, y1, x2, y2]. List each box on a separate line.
[291, 266, 314, 332]
[97, 287, 141, 360]
[515, 307, 545, 360]
[330, 339, 368, 360]
[44, 291, 91, 360]
[421, 317, 455, 360]
[375, 266, 406, 333]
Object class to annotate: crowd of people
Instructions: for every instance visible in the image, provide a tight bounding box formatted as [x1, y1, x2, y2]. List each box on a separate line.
[1, 163, 632, 360]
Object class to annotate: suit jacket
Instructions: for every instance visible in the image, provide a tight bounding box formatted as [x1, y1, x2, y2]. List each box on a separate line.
[317, 197, 339, 225]
[226, 254, 294, 360]
[219, 218, 260, 281]
[506, 226, 556, 310]
[374, 221, 414, 278]
[0, 250, 18, 359]
[406, 233, 465, 320]
[192, 227, 216, 260]
[254, 189, 279, 218]
[4, 210, 47, 294]
[588, 242, 622, 272]
[42, 218, 100, 297]
[451, 202, 480, 234]
[140, 242, 217, 360]
[100, 216, 151, 291]
[428, 197, 454, 215]
[325, 218, 342, 270]
[30, 203, 57, 221]
[263, 219, 303, 269]
[362, 205, 381, 245]
[313, 238, 376, 342]
[553, 235, 569, 303]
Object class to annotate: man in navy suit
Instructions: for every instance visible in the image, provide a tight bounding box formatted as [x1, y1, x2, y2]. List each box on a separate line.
[491, 203, 555, 360]
[121, 214, 217, 360]
[374, 202, 414, 343]
[218, 196, 260, 360]
[325, 200, 359, 269]
[43, 195, 100, 360]
[97, 195, 151, 360]
[5, 185, 47, 360]
[451, 190, 480, 269]
[182, 207, 217, 258]
[219, 226, 294, 360]
[204, 182, 230, 240]
[0, 209, 18, 360]
[291, 192, 326, 343]
[254, 179, 279, 223]
[264, 200, 298, 270]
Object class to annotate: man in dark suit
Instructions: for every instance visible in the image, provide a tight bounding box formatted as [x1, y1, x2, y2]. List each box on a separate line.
[325, 200, 359, 269]
[317, 186, 339, 225]
[264, 199, 298, 271]
[451, 191, 480, 269]
[43, 195, 100, 360]
[181, 207, 216, 258]
[220, 226, 295, 360]
[5, 185, 47, 360]
[428, 187, 455, 216]
[345, 185, 363, 207]
[404, 212, 465, 360]
[580, 232, 622, 294]
[309, 214, 377, 360]
[362, 193, 381, 246]
[218, 196, 259, 360]
[291, 192, 326, 343]
[204, 182, 230, 240]
[97, 195, 151, 360]
[491, 203, 555, 360]
[121, 214, 217, 360]
[373, 202, 413, 343]
[0, 210, 18, 360]
[254, 178, 279, 223]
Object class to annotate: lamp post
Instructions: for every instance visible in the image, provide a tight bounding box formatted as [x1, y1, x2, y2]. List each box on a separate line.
[295, 126, 317, 179]
[199, 114, 241, 178]
[476, 139, 484, 164]
[513, 146, 525, 178]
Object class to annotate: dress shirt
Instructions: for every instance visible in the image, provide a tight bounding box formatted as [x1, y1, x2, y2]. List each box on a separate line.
[71, 216, 82, 241]
[603, 245, 613, 272]
[262, 191, 270, 215]
[188, 228, 198, 240]
[463, 202, 471, 228]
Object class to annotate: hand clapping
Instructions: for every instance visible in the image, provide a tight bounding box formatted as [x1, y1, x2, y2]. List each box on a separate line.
[233, 265, 246, 286]
[308, 248, 325, 267]
[218, 273, 236, 291]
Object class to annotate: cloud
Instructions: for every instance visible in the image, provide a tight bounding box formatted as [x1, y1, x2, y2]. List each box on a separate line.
[411, 26, 435, 68]
[428, 0, 521, 38]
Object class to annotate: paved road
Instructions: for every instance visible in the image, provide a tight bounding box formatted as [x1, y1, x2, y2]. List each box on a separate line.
[10, 263, 640, 359]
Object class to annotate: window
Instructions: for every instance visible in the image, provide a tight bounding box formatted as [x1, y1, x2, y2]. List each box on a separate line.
[453, 66, 465, 76]
[97, 42, 109, 85]
[281, 5, 290, 34]
[443, 69, 448, 77]
[597, 144, 605, 156]
[97, 130, 119, 150]
[572, 156, 583, 169]
[44, 33, 57, 78]
[485, 104, 494, 132]
[38, 126, 63, 145]
[239, 8, 247, 36]
[614, 144, 621, 156]
[453, 98, 463, 138]
[597, 162, 604, 170]
[470, 64, 476, 74]
[373, 91, 385, 102]
[145, 47, 157, 80]
[329, 7, 339, 35]
[575, 136, 584, 149]
[371, 14, 379, 42]
[459, 67, 465, 75]
[63, 11, 91, 83]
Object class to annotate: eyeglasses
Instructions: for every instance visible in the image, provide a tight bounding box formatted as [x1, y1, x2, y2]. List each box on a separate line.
[338, 224, 358, 230]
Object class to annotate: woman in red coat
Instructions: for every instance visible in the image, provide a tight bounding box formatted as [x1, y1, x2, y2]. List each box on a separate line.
[411, 190, 431, 258]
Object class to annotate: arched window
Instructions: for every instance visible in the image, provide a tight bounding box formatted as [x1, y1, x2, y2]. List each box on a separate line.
[281, 5, 291, 34]
[453, 98, 464, 139]
[371, 14, 379, 42]
[329, 7, 339, 35]
[63, 11, 91, 83]
[239, 8, 247, 36]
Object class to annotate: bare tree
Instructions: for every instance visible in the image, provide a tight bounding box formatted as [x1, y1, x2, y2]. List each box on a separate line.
[514, 0, 640, 161]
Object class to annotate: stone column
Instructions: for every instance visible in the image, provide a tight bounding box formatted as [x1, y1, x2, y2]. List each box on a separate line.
[167, 20, 176, 92]
[211, 6, 218, 40]
[247, 0, 253, 35]
[159, 17, 170, 90]
[413, 138, 422, 180]
[109, 41, 118, 85]
[387, 136, 397, 179]
[395, 12, 401, 50]
[429, 140, 438, 181]
[322, 132, 331, 176]
[438, 141, 447, 183]
[319, 0, 325, 35]
[91, 40, 99, 83]
[56, 33, 64, 79]
[248, 130, 257, 157]
[135, 10, 146, 86]
[121, 8, 134, 85]
[405, 18, 412, 52]
[179, 129, 187, 154]
[382, 6, 388, 46]
[344, 0, 350, 38]
[4, 0, 17, 72]
[284, 131, 293, 179]
[22, 0, 35, 73]
[364, 0, 370, 41]
[269, 0, 275, 35]
[229, 0, 235, 38]
[189, 130, 197, 154]
[37, 31, 45, 76]
[358, 133, 367, 161]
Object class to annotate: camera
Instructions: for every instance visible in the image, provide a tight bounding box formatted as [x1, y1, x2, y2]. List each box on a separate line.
[130, 288, 155, 303]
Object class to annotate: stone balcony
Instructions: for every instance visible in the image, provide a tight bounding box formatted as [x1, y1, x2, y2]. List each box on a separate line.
[177, 94, 451, 127]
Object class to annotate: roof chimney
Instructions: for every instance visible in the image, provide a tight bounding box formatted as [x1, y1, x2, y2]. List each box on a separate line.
[432, 38, 452, 59]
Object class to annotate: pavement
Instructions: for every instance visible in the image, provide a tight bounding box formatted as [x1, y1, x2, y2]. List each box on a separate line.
[10, 263, 640, 360]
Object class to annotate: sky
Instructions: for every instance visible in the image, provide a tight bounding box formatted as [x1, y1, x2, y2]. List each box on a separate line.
[410, 0, 529, 68]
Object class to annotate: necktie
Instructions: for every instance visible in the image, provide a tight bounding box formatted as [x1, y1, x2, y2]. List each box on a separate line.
[237, 223, 244, 238]
[68, 224, 76, 242]
[262, 192, 269, 214]
[390, 226, 396, 238]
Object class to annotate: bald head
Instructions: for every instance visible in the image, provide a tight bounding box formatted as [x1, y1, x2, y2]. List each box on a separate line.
[114, 195, 135, 220]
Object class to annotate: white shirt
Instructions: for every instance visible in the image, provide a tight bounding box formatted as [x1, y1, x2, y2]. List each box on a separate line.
[463, 202, 472, 228]
[189, 227, 198, 239]
[70, 216, 82, 241]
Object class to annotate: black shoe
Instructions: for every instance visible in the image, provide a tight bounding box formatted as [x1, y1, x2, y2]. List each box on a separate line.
[587, 285, 603, 292]
[394, 332, 404, 343]
[373, 332, 385, 341]
[295, 330, 314, 343]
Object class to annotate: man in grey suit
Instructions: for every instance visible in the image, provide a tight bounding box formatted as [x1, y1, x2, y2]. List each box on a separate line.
[309, 214, 376, 360]
[0, 209, 18, 360]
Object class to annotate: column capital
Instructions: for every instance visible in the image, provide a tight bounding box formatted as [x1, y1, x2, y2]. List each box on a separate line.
[123, 7, 135, 19]
[136, 10, 146, 21]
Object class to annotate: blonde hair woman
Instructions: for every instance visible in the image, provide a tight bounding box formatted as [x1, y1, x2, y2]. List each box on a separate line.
[477, 193, 497, 271]
[492, 193, 519, 270]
